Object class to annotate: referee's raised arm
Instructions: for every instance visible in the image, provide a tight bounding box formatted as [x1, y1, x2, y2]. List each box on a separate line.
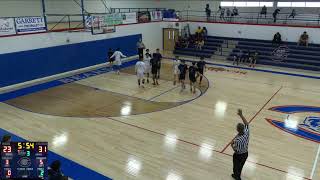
[237, 109, 248, 126]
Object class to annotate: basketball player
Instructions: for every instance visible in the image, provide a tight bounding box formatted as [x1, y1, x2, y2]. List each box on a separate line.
[135, 58, 146, 88]
[108, 48, 114, 69]
[110, 48, 127, 74]
[178, 60, 188, 92]
[150, 55, 159, 85]
[173, 56, 181, 85]
[153, 49, 162, 78]
[189, 62, 199, 94]
[144, 49, 152, 83]
[197, 57, 206, 86]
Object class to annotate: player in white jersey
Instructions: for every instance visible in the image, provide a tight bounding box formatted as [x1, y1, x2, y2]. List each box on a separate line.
[110, 48, 127, 74]
[135, 58, 146, 88]
[144, 49, 152, 84]
[173, 56, 181, 85]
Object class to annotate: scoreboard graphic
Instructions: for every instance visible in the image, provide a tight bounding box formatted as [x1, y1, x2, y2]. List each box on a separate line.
[1, 142, 48, 179]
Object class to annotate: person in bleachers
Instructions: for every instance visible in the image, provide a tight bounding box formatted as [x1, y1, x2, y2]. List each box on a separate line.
[218, 6, 225, 20]
[48, 160, 69, 180]
[195, 26, 203, 39]
[298, 31, 309, 47]
[260, 5, 267, 18]
[273, 8, 280, 23]
[232, 7, 239, 17]
[196, 37, 205, 50]
[288, 9, 296, 19]
[249, 51, 258, 68]
[202, 27, 208, 40]
[233, 50, 242, 66]
[205, 4, 211, 21]
[272, 32, 282, 45]
[226, 8, 231, 22]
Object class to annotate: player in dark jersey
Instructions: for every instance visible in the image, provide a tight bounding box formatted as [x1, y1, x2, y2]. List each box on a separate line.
[189, 62, 199, 94]
[153, 49, 162, 78]
[150, 56, 159, 85]
[197, 57, 206, 86]
[178, 60, 188, 92]
[108, 48, 114, 69]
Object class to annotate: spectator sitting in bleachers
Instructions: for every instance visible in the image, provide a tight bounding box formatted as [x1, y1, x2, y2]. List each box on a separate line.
[249, 51, 258, 68]
[298, 31, 309, 47]
[48, 160, 69, 180]
[196, 37, 205, 50]
[233, 50, 242, 66]
[272, 32, 282, 45]
[232, 7, 239, 17]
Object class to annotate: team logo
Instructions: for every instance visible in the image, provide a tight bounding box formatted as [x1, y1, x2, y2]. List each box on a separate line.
[271, 46, 289, 62]
[266, 105, 320, 143]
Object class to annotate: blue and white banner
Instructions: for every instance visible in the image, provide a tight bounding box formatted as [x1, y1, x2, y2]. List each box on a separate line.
[15, 16, 46, 34]
[0, 18, 16, 36]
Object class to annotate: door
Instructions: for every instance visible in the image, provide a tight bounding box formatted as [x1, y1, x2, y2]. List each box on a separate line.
[163, 28, 179, 51]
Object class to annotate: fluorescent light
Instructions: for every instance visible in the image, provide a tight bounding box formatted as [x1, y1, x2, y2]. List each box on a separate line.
[291, 2, 306, 7]
[221, 1, 234, 6]
[260, 2, 274, 7]
[306, 2, 320, 7]
[234, 1, 247, 7]
[246, 2, 260, 7]
[277, 2, 292, 7]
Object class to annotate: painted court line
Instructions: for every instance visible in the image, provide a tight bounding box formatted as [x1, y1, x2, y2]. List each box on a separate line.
[106, 117, 309, 180]
[220, 86, 283, 153]
[310, 144, 320, 179]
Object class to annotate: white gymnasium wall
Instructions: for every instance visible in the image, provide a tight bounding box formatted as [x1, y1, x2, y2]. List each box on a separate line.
[188, 22, 320, 44]
[0, 22, 165, 54]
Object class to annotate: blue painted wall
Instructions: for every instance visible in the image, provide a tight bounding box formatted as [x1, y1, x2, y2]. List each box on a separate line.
[0, 34, 141, 88]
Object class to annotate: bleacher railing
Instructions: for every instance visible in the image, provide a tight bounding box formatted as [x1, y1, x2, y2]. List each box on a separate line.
[180, 10, 320, 26]
[1, 8, 320, 38]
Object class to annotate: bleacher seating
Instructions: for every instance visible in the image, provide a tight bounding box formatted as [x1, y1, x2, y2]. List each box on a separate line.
[173, 38, 223, 58]
[215, 36, 320, 71]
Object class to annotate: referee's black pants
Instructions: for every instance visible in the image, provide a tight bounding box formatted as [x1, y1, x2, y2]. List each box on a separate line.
[138, 48, 144, 59]
[233, 152, 248, 180]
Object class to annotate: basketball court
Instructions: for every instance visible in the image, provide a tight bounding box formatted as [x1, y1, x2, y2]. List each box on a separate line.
[0, 58, 319, 180]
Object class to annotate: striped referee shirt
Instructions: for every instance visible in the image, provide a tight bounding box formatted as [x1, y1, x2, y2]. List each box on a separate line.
[233, 125, 250, 154]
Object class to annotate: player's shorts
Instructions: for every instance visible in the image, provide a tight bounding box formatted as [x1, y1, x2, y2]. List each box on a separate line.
[137, 72, 144, 79]
[179, 74, 186, 80]
[145, 65, 151, 73]
[109, 58, 115, 62]
[198, 69, 204, 75]
[189, 76, 197, 83]
[151, 67, 158, 75]
[173, 69, 180, 75]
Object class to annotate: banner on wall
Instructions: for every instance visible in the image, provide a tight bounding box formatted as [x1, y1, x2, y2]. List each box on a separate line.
[0, 18, 16, 36]
[15, 16, 46, 34]
[122, 12, 137, 24]
[150, 11, 163, 21]
[105, 13, 123, 26]
[138, 11, 151, 23]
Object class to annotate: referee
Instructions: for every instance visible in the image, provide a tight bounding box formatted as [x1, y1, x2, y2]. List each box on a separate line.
[231, 109, 249, 180]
